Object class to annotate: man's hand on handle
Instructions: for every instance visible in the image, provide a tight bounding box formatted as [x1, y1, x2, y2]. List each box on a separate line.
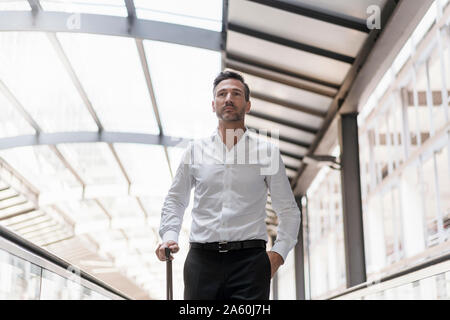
[156, 240, 179, 261]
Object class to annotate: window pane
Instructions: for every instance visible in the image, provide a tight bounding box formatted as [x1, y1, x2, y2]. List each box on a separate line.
[0, 90, 35, 138]
[144, 40, 221, 139]
[0, 32, 98, 132]
[40, 0, 127, 17]
[0, 249, 41, 299]
[0, 146, 83, 199]
[57, 143, 128, 198]
[435, 144, 449, 236]
[134, 0, 223, 32]
[415, 63, 432, 143]
[427, 46, 447, 131]
[421, 154, 439, 245]
[57, 33, 159, 134]
[113, 143, 172, 197]
[0, 0, 30, 11]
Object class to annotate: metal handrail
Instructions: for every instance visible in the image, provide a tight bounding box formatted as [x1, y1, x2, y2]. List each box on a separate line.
[0, 224, 130, 300]
[326, 251, 450, 299]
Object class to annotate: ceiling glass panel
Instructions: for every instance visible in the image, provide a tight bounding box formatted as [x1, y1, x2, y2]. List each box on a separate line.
[57, 143, 128, 197]
[0, 90, 35, 138]
[0, 32, 98, 132]
[57, 33, 159, 134]
[250, 98, 324, 130]
[40, 0, 127, 16]
[241, 72, 332, 113]
[0, 0, 31, 11]
[113, 143, 171, 197]
[139, 195, 165, 217]
[144, 40, 221, 139]
[57, 200, 110, 235]
[99, 196, 144, 218]
[134, 0, 223, 32]
[0, 146, 82, 196]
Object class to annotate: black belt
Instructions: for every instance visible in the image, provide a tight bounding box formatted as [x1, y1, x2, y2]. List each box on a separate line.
[190, 240, 266, 253]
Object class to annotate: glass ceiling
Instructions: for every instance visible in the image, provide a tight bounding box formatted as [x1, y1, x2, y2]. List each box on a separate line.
[40, 0, 127, 17]
[145, 40, 221, 139]
[0, 0, 223, 300]
[134, 0, 223, 32]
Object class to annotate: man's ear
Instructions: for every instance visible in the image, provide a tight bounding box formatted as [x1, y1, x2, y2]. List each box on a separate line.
[212, 100, 216, 112]
[245, 100, 251, 113]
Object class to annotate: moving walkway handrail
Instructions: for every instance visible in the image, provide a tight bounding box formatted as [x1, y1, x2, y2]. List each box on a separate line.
[326, 251, 450, 299]
[0, 224, 130, 300]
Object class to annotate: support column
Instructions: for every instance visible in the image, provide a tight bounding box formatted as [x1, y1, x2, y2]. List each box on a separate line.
[294, 196, 306, 300]
[338, 113, 367, 288]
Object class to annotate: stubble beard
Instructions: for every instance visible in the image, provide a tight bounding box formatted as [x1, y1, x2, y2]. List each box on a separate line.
[218, 106, 245, 122]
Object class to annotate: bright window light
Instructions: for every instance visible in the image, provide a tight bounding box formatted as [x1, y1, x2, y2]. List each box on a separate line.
[0, 0, 31, 11]
[0, 32, 98, 132]
[134, 0, 223, 32]
[57, 33, 160, 134]
[113, 144, 172, 197]
[0, 145, 83, 194]
[144, 40, 221, 140]
[40, 0, 127, 17]
[0, 89, 35, 138]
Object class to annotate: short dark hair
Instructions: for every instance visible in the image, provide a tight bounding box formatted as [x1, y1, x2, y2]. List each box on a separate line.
[213, 70, 250, 101]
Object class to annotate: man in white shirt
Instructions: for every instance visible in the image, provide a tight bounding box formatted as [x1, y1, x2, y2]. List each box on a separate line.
[156, 71, 301, 300]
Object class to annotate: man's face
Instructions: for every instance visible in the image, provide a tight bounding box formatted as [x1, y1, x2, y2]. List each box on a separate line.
[212, 79, 251, 122]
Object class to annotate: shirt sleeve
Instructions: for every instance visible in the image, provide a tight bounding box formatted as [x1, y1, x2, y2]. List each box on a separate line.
[159, 143, 195, 244]
[264, 146, 301, 262]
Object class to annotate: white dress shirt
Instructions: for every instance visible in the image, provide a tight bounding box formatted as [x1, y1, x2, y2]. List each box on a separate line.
[159, 127, 301, 261]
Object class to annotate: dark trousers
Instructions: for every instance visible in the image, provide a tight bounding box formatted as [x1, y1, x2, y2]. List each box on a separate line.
[183, 247, 271, 300]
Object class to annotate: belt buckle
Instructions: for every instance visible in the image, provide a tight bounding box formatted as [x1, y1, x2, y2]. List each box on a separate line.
[218, 241, 228, 253]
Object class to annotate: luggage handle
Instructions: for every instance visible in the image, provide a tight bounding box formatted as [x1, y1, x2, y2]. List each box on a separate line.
[165, 247, 173, 300]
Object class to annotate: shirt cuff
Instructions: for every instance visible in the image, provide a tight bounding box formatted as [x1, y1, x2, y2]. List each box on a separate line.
[162, 230, 179, 244]
[270, 241, 291, 263]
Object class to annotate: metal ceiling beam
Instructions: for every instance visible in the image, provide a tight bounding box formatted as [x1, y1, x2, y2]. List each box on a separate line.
[247, 0, 370, 33]
[0, 11, 221, 52]
[248, 110, 319, 135]
[0, 132, 189, 150]
[0, 80, 41, 132]
[284, 163, 298, 172]
[228, 22, 355, 64]
[291, 0, 399, 194]
[46, 33, 104, 131]
[221, 0, 229, 71]
[124, 0, 136, 20]
[247, 126, 311, 149]
[227, 53, 340, 89]
[135, 38, 175, 177]
[251, 91, 326, 118]
[226, 58, 337, 98]
[27, 0, 41, 12]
